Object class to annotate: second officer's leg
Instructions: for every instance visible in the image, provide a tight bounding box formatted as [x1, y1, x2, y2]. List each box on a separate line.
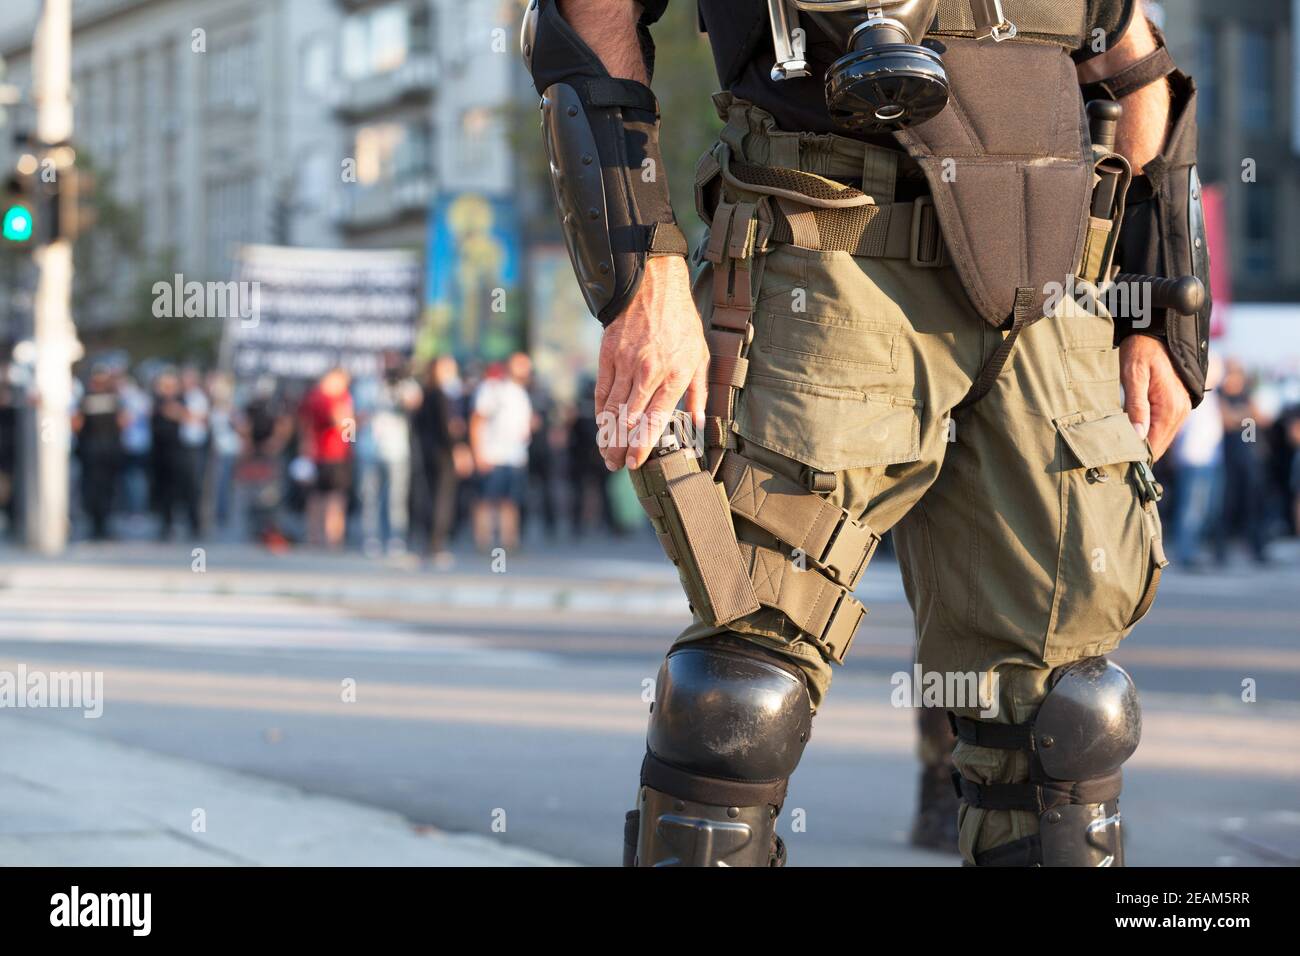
[893, 288, 1166, 866]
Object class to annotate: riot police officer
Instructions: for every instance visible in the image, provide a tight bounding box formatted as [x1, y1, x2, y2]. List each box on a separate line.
[523, 0, 1208, 866]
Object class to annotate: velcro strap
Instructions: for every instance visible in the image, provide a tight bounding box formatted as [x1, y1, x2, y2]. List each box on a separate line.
[973, 834, 1042, 867]
[708, 353, 749, 390]
[739, 541, 865, 664]
[720, 453, 878, 589]
[950, 714, 1036, 751]
[641, 752, 789, 809]
[647, 221, 690, 257]
[664, 468, 761, 623]
[1080, 44, 1177, 103]
[954, 770, 1124, 813]
[583, 77, 659, 113]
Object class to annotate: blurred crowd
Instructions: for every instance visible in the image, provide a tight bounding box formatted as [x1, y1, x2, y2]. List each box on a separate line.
[0, 349, 1298, 567]
[1157, 355, 1300, 568]
[0, 351, 636, 559]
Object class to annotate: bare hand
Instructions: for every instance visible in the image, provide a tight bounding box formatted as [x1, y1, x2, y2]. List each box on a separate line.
[594, 256, 708, 471]
[1120, 335, 1192, 462]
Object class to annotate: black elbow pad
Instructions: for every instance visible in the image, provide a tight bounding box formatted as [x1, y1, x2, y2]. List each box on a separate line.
[521, 0, 688, 326]
[1093, 26, 1211, 406]
[1113, 66, 1211, 406]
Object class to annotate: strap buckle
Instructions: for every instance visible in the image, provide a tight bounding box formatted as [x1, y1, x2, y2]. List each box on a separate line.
[1133, 460, 1164, 504]
[909, 196, 947, 268]
[814, 511, 878, 591]
[816, 589, 866, 665]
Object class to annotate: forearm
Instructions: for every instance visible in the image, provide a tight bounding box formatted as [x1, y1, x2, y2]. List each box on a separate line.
[1078, 10, 1170, 174]
[558, 0, 647, 83]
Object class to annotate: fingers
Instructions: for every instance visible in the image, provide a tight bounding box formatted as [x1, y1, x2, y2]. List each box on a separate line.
[627, 368, 690, 471]
[683, 351, 709, 434]
[1147, 386, 1192, 462]
[596, 364, 631, 471]
[614, 359, 662, 471]
[1122, 359, 1152, 443]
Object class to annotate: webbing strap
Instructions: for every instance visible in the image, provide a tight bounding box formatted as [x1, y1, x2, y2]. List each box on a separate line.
[766, 195, 943, 264]
[646, 221, 690, 257]
[720, 453, 879, 590]
[1080, 44, 1177, 103]
[1127, 500, 1167, 626]
[953, 286, 1037, 413]
[702, 197, 761, 473]
[954, 770, 1123, 813]
[738, 541, 865, 664]
[949, 714, 1036, 751]
[973, 833, 1042, 867]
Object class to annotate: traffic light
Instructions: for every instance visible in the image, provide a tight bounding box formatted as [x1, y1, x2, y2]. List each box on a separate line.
[3, 173, 33, 243]
[2, 149, 96, 245]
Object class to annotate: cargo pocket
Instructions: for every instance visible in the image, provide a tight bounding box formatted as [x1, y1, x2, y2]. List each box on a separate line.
[1047, 410, 1168, 660]
[735, 374, 922, 474]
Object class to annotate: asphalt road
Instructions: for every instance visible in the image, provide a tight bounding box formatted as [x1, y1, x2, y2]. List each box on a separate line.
[0, 537, 1296, 866]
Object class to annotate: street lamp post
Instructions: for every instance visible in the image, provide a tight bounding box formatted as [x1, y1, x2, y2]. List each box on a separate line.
[24, 0, 82, 555]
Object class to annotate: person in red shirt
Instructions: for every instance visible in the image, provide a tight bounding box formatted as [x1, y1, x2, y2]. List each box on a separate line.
[299, 367, 354, 549]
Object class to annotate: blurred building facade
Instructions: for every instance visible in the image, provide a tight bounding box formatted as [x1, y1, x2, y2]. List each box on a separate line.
[1157, 0, 1299, 303]
[0, 0, 341, 325]
[333, 0, 516, 249]
[0, 0, 519, 324]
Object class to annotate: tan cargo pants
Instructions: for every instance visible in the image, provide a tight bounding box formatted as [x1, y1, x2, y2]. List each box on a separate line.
[672, 100, 1167, 863]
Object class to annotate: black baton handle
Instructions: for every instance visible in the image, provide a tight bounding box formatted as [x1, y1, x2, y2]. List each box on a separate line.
[1113, 273, 1206, 316]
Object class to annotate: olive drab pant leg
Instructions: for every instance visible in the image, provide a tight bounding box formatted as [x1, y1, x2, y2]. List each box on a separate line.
[893, 285, 1167, 863]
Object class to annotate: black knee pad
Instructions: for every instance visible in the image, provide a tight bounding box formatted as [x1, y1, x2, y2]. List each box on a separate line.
[645, 639, 811, 799]
[629, 639, 812, 866]
[951, 657, 1141, 867]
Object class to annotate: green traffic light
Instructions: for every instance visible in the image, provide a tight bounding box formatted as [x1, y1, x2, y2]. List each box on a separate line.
[3, 203, 33, 242]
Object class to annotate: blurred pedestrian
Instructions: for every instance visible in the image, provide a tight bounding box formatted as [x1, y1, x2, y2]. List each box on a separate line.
[356, 357, 420, 556]
[469, 354, 532, 552]
[1170, 354, 1224, 568]
[207, 371, 241, 532]
[178, 366, 210, 535]
[567, 375, 617, 536]
[524, 372, 560, 541]
[238, 376, 293, 550]
[298, 367, 354, 549]
[413, 355, 468, 565]
[0, 359, 20, 537]
[118, 372, 152, 521]
[1215, 359, 1270, 564]
[72, 364, 126, 540]
[150, 369, 199, 540]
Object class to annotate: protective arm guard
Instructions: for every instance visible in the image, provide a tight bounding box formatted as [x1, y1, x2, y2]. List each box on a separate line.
[1085, 29, 1212, 406]
[521, 0, 689, 326]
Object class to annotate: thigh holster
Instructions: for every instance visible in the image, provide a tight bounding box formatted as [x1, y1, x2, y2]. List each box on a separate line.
[951, 657, 1142, 867]
[626, 640, 811, 867]
[630, 129, 899, 667]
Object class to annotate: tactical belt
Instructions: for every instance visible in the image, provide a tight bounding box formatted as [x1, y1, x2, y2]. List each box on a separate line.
[702, 146, 949, 266]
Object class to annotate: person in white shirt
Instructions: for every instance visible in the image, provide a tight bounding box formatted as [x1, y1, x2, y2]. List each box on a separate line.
[469, 352, 533, 551]
[1171, 354, 1224, 567]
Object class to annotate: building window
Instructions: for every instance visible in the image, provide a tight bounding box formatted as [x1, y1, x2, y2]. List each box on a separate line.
[1241, 181, 1276, 278]
[301, 34, 333, 98]
[206, 36, 257, 111]
[1239, 29, 1273, 133]
[341, 2, 427, 80]
[353, 120, 431, 185]
[207, 177, 258, 276]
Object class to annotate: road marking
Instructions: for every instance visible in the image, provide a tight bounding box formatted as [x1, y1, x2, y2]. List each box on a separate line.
[3, 658, 1295, 780]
